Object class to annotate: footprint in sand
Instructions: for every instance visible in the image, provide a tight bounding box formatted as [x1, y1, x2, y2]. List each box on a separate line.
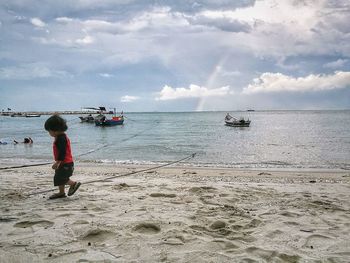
[243, 219, 262, 229]
[304, 234, 332, 248]
[210, 220, 227, 230]
[81, 228, 115, 242]
[189, 186, 217, 194]
[212, 239, 239, 251]
[245, 247, 300, 262]
[190, 221, 232, 238]
[162, 236, 185, 245]
[73, 219, 89, 225]
[266, 229, 284, 238]
[133, 222, 161, 234]
[279, 211, 301, 218]
[14, 220, 54, 228]
[112, 183, 131, 190]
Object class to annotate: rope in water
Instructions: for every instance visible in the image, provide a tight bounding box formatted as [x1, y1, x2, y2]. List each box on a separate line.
[27, 153, 197, 196]
[0, 121, 160, 171]
[76, 121, 158, 158]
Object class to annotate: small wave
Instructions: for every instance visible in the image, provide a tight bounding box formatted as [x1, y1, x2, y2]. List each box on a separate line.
[261, 161, 291, 166]
[85, 159, 161, 166]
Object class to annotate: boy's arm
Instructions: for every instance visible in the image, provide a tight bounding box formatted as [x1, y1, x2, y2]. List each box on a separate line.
[53, 135, 67, 169]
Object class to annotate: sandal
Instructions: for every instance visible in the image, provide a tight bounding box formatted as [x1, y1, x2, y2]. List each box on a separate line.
[49, 193, 66, 199]
[68, 182, 81, 196]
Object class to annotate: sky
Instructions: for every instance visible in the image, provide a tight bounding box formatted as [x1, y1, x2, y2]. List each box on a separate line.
[0, 0, 350, 112]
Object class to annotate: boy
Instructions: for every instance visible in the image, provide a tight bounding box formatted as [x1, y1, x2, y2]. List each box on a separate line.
[44, 115, 81, 199]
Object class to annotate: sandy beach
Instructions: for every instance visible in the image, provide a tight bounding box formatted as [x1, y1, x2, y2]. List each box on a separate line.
[1, 163, 349, 262]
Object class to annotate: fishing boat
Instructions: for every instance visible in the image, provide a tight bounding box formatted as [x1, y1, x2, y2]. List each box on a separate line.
[95, 115, 124, 126]
[225, 113, 251, 127]
[79, 114, 95, 123]
[95, 108, 124, 126]
[79, 107, 108, 123]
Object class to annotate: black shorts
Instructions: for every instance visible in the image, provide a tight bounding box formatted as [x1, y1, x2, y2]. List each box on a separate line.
[54, 163, 74, 186]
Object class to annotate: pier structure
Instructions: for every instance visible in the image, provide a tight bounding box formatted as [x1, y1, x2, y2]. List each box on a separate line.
[0, 110, 100, 116]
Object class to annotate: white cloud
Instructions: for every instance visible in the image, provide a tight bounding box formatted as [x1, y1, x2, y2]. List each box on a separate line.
[242, 71, 350, 94]
[199, 0, 350, 58]
[156, 84, 233, 100]
[75, 35, 94, 45]
[121, 95, 140, 102]
[186, 14, 251, 32]
[323, 59, 348, 69]
[30, 17, 46, 27]
[99, 73, 113, 78]
[55, 17, 74, 23]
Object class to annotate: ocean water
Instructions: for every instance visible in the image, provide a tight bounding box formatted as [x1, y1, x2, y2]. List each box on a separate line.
[0, 111, 349, 170]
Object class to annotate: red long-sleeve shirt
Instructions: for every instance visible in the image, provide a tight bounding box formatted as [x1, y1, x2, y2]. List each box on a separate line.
[53, 134, 73, 163]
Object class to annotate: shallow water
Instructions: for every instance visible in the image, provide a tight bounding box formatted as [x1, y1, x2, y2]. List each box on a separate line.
[0, 110, 349, 169]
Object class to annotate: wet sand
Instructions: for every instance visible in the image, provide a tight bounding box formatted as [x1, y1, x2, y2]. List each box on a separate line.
[1, 163, 349, 262]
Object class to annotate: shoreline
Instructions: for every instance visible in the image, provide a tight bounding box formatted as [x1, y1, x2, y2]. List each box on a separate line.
[1, 159, 348, 174]
[1, 163, 349, 262]
[77, 161, 350, 174]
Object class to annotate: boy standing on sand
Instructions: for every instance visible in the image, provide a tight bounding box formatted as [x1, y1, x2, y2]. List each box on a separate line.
[44, 115, 81, 199]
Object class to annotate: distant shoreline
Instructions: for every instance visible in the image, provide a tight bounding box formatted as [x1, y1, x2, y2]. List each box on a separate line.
[0, 111, 103, 116]
[1, 109, 350, 116]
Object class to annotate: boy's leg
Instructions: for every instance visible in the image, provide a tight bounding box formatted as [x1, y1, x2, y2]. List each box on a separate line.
[66, 179, 76, 186]
[59, 185, 65, 194]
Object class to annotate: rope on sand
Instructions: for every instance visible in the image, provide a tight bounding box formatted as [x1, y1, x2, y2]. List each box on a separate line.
[0, 162, 52, 170]
[26, 153, 197, 196]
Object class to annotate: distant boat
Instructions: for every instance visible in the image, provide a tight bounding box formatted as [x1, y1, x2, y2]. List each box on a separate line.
[247, 109, 255, 112]
[11, 113, 25, 117]
[25, 114, 41, 118]
[225, 113, 251, 127]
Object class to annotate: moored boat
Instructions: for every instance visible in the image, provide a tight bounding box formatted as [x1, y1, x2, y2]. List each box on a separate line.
[95, 115, 124, 126]
[225, 113, 251, 127]
[25, 114, 41, 117]
[79, 114, 95, 123]
[79, 107, 108, 123]
[95, 108, 124, 126]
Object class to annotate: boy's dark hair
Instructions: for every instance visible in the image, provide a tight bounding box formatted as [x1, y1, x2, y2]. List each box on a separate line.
[44, 115, 68, 132]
